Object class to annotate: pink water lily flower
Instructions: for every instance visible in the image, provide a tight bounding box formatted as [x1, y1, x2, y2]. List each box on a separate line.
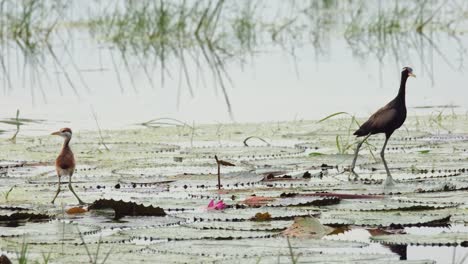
[207, 199, 226, 210]
[214, 200, 226, 210]
[208, 199, 215, 208]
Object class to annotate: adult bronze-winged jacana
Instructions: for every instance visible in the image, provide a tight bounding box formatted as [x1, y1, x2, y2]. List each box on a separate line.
[51, 128, 85, 205]
[349, 67, 415, 186]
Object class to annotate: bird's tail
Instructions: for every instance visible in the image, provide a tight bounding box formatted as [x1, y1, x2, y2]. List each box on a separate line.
[353, 127, 368, 137]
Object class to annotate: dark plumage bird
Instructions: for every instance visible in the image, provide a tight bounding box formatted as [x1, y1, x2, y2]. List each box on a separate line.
[349, 67, 415, 186]
[51, 128, 85, 205]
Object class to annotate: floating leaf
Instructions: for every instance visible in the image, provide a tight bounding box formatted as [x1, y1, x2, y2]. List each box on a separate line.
[251, 212, 271, 221]
[372, 232, 468, 246]
[282, 217, 334, 238]
[88, 199, 166, 219]
[243, 196, 276, 206]
[0, 212, 50, 223]
[66, 207, 87, 214]
[321, 210, 451, 228]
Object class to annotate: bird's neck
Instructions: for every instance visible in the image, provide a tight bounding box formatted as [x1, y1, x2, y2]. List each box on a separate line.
[396, 73, 408, 103]
[62, 137, 71, 152]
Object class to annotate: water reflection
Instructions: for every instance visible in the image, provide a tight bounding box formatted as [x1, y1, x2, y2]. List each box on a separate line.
[325, 225, 468, 263]
[0, 0, 467, 129]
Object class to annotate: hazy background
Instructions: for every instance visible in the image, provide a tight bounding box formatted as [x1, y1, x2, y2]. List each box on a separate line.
[1, 0, 467, 134]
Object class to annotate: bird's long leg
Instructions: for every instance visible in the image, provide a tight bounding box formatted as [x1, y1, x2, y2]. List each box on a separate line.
[381, 136, 395, 187]
[349, 134, 371, 181]
[68, 176, 85, 205]
[51, 176, 61, 204]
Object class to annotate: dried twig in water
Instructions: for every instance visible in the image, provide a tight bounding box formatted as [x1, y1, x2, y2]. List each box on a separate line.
[214, 155, 235, 190]
[9, 109, 20, 143]
[243, 136, 270, 147]
[91, 108, 109, 151]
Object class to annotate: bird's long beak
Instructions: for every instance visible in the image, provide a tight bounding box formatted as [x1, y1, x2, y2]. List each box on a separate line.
[51, 131, 61, 136]
[409, 73, 416, 78]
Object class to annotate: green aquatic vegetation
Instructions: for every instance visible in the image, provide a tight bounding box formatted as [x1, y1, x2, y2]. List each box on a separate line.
[232, 1, 257, 54]
[16, 236, 29, 264]
[77, 227, 113, 264]
[40, 252, 52, 264]
[10, 236, 50, 264]
[429, 110, 453, 133]
[318, 111, 377, 158]
[1, 0, 59, 61]
[91, 109, 109, 152]
[308, 152, 323, 157]
[286, 237, 299, 264]
[318, 112, 360, 154]
[0, 109, 43, 143]
[3, 186, 14, 201]
[0, 0, 84, 96]
[243, 136, 270, 147]
[342, 1, 465, 81]
[82, 0, 467, 113]
[0, 0, 466, 112]
[87, 0, 237, 115]
[140, 117, 193, 129]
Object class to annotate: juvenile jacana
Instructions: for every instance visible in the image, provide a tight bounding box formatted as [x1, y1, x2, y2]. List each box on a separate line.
[51, 128, 85, 205]
[349, 67, 416, 186]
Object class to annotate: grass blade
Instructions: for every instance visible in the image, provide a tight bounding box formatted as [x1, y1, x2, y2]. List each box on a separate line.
[318, 112, 349, 123]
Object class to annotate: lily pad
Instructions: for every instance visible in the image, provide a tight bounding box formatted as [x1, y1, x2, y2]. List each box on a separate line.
[88, 199, 166, 219]
[372, 232, 468, 246]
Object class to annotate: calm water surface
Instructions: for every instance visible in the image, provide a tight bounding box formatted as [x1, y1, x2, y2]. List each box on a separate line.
[0, 0, 467, 134]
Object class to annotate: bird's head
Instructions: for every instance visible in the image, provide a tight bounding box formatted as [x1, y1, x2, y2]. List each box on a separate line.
[402, 67, 416, 78]
[51, 127, 72, 139]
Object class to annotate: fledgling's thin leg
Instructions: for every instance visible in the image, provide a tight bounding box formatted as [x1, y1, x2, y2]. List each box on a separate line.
[349, 134, 371, 181]
[51, 176, 61, 204]
[68, 176, 85, 205]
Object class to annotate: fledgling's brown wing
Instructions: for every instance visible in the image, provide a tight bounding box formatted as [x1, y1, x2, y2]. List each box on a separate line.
[56, 150, 76, 176]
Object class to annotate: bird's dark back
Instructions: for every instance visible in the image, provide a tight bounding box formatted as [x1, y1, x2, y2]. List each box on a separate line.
[354, 99, 407, 137]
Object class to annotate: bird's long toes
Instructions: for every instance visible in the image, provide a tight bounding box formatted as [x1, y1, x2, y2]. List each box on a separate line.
[349, 171, 359, 182]
[383, 177, 396, 187]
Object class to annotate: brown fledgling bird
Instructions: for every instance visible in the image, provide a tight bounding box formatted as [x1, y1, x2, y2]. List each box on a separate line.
[51, 128, 85, 205]
[349, 67, 416, 186]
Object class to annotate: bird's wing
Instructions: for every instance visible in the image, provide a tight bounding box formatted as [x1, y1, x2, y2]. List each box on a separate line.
[366, 105, 398, 131]
[56, 151, 76, 170]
